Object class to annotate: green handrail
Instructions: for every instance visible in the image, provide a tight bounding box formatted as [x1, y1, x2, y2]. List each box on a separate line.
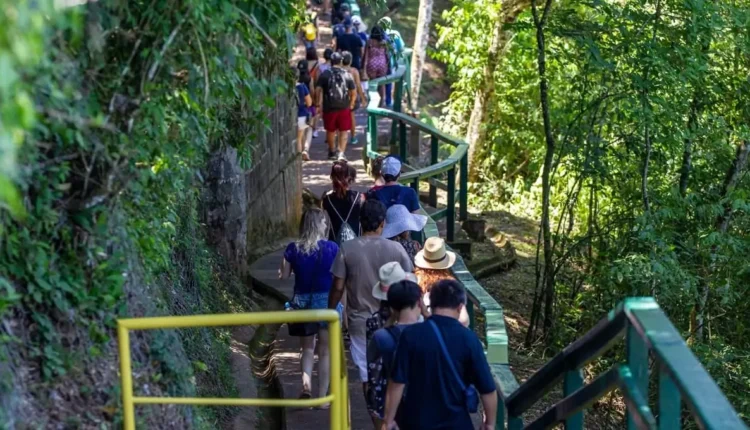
[364, 49, 469, 242]
[495, 298, 746, 429]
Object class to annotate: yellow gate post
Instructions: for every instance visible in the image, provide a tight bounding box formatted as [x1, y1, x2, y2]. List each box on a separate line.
[116, 310, 345, 429]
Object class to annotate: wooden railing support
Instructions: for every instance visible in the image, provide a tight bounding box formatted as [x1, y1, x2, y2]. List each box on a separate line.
[447, 167, 456, 242]
[460, 151, 469, 221]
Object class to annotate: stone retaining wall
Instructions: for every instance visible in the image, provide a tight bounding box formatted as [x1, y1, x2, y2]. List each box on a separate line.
[202, 92, 302, 282]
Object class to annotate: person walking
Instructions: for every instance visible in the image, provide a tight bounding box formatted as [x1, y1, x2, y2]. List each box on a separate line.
[382, 279, 499, 430]
[415, 236, 470, 327]
[366, 156, 420, 212]
[382, 204, 427, 264]
[362, 25, 389, 105]
[322, 160, 364, 243]
[378, 17, 405, 108]
[329, 199, 414, 399]
[341, 51, 367, 145]
[366, 279, 422, 426]
[335, 17, 364, 70]
[278, 208, 342, 400]
[295, 61, 313, 161]
[316, 52, 357, 160]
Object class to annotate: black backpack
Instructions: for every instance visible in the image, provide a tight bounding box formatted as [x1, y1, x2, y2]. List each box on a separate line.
[326, 67, 350, 110]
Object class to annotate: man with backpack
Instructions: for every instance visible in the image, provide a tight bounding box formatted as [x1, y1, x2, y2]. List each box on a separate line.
[329, 200, 414, 402]
[381, 280, 499, 430]
[316, 52, 357, 160]
[366, 277, 422, 426]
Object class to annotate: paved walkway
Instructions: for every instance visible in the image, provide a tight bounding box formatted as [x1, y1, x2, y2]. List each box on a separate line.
[250, 249, 373, 430]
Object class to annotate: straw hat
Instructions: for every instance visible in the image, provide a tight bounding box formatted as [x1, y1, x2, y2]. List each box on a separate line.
[372, 262, 418, 301]
[414, 237, 456, 270]
[381, 204, 428, 239]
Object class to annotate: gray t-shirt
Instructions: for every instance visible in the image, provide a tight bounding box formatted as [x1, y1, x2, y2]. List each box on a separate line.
[331, 235, 414, 321]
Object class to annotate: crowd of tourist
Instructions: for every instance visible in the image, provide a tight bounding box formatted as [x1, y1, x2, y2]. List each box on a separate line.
[283, 3, 498, 429]
[294, 1, 405, 162]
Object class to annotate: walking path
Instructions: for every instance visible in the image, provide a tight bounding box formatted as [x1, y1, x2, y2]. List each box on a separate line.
[249, 249, 373, 430]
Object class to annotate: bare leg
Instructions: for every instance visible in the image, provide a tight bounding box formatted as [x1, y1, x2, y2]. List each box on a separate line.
[326, 127, 336, 153]
[317, 328, 330, 398]
[300, 335, 316, 394]
[338, 130, 349, 156]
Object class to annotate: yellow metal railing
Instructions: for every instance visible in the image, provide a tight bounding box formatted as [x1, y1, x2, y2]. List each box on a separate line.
[117, 309, 349, 429]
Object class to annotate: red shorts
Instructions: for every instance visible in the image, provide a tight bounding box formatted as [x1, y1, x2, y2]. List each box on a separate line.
[323, 109, 352, 132]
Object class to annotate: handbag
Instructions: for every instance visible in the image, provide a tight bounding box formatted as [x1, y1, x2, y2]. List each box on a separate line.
[287, 250, 323, 337]
[428, 320, 479, 413]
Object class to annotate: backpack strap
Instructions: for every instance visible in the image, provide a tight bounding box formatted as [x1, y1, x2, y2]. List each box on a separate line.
[343, 192, 359, 223]
[428, 319, 467, 392]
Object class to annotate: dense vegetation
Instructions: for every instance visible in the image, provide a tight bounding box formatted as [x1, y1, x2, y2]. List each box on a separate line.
[0, 0, 299, 427]
[436, 0, 750, 421]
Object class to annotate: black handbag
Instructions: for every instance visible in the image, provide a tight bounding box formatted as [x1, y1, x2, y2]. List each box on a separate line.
[287, 250, 322, 337]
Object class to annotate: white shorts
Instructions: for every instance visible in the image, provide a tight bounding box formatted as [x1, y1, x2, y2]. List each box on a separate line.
[361, 81, 369, 93]
[297, 116, 309, 129]
[347, 318, 368, 382]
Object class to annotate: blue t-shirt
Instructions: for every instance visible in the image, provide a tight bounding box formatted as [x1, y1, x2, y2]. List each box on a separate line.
[296, 83, 310, 118]
[367, 185, 420, 212]
[391, 315, 496, 430]
[284, 240, 339, 294]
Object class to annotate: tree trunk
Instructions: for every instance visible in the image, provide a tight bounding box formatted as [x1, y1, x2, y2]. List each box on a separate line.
[465, 0, 530, 181]
[409, 0, 433, 111]
[694, 140, 749, 340]
[530, 0, 556, 338]
[679, 96, 699, 197]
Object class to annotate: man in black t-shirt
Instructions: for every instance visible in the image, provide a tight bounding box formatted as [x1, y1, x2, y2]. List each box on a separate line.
[316, 52, 356, 161]
[334, 17, 364, 69]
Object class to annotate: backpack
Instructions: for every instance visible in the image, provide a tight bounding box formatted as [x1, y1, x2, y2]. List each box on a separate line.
[326, 67, 350, 110]
[327, 192, 360, 244]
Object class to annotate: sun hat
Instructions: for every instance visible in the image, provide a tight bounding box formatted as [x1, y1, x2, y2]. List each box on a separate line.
[382, 204, 428, 238]
[352, 15, 367, 32]
[414, 237, 456, 270]
[381, 156, 402, 177]
[372, 262, 418, 301]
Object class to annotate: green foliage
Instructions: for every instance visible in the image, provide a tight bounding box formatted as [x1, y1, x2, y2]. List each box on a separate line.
[0, 0, 300, 426]
[438, 0, 750, 421]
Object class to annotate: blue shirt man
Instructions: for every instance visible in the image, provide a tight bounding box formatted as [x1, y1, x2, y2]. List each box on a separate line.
[366, 156, 420, 212]
[383, 280, 498, 430]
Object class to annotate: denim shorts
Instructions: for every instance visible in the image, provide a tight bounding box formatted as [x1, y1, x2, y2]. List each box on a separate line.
[291, 292, 344, 327]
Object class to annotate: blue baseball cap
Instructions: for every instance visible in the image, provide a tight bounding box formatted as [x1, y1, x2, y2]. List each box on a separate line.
[381, 156, 402, 177]
[343, 16, 353, 27]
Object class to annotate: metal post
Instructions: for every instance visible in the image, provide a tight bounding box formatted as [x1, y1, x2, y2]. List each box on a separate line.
[329, 318, 342, 429]
[496, 394, 505, 430]
[368, 114, 377, 154]
[626, 325, 649, 430]
[447, 167, 456, 242]
[118, 324, 135, 430]
[399, 121, 407, 162]
[508, 416, 524, 430]
[658, 369, 680, 429]
[460, 152, 469, 221]
[563, 370, 584, 430]
[467, 301, 475, 332]
[429, 135, 438, 207]
[395, 78, 403, 113]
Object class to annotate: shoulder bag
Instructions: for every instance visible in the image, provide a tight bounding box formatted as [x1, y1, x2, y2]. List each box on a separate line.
[428, 319, 479, 413]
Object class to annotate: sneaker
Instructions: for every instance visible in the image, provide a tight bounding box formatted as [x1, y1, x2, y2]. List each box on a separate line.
[327, 151, 337, 160]
[302, 151, 310, 161]
[312, 130, 319, 138]
[338, 152, 347, 161]
[350, 137, 359, 145]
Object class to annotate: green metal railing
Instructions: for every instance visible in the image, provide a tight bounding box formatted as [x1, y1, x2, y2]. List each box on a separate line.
[494, 298, 746, 429]
[365, 50, 468, 242]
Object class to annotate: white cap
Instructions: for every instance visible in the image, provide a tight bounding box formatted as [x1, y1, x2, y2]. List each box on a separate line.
[381, 156, 402, 177]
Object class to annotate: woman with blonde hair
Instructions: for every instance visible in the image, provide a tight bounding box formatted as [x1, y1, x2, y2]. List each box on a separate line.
[414, 236, 470, 327]
[279, 208, 342, 400]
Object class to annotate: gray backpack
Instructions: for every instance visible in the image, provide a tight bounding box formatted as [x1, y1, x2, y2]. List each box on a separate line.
[326, 67, 350, 110]
[328, 192, 360, 244]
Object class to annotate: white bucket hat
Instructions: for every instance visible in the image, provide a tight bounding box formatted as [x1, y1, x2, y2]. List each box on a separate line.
[414, 237, 456, 270]
[382, 204, 428, 239]
[352, 15, 367, 32]
[372, 261, 418, 301]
